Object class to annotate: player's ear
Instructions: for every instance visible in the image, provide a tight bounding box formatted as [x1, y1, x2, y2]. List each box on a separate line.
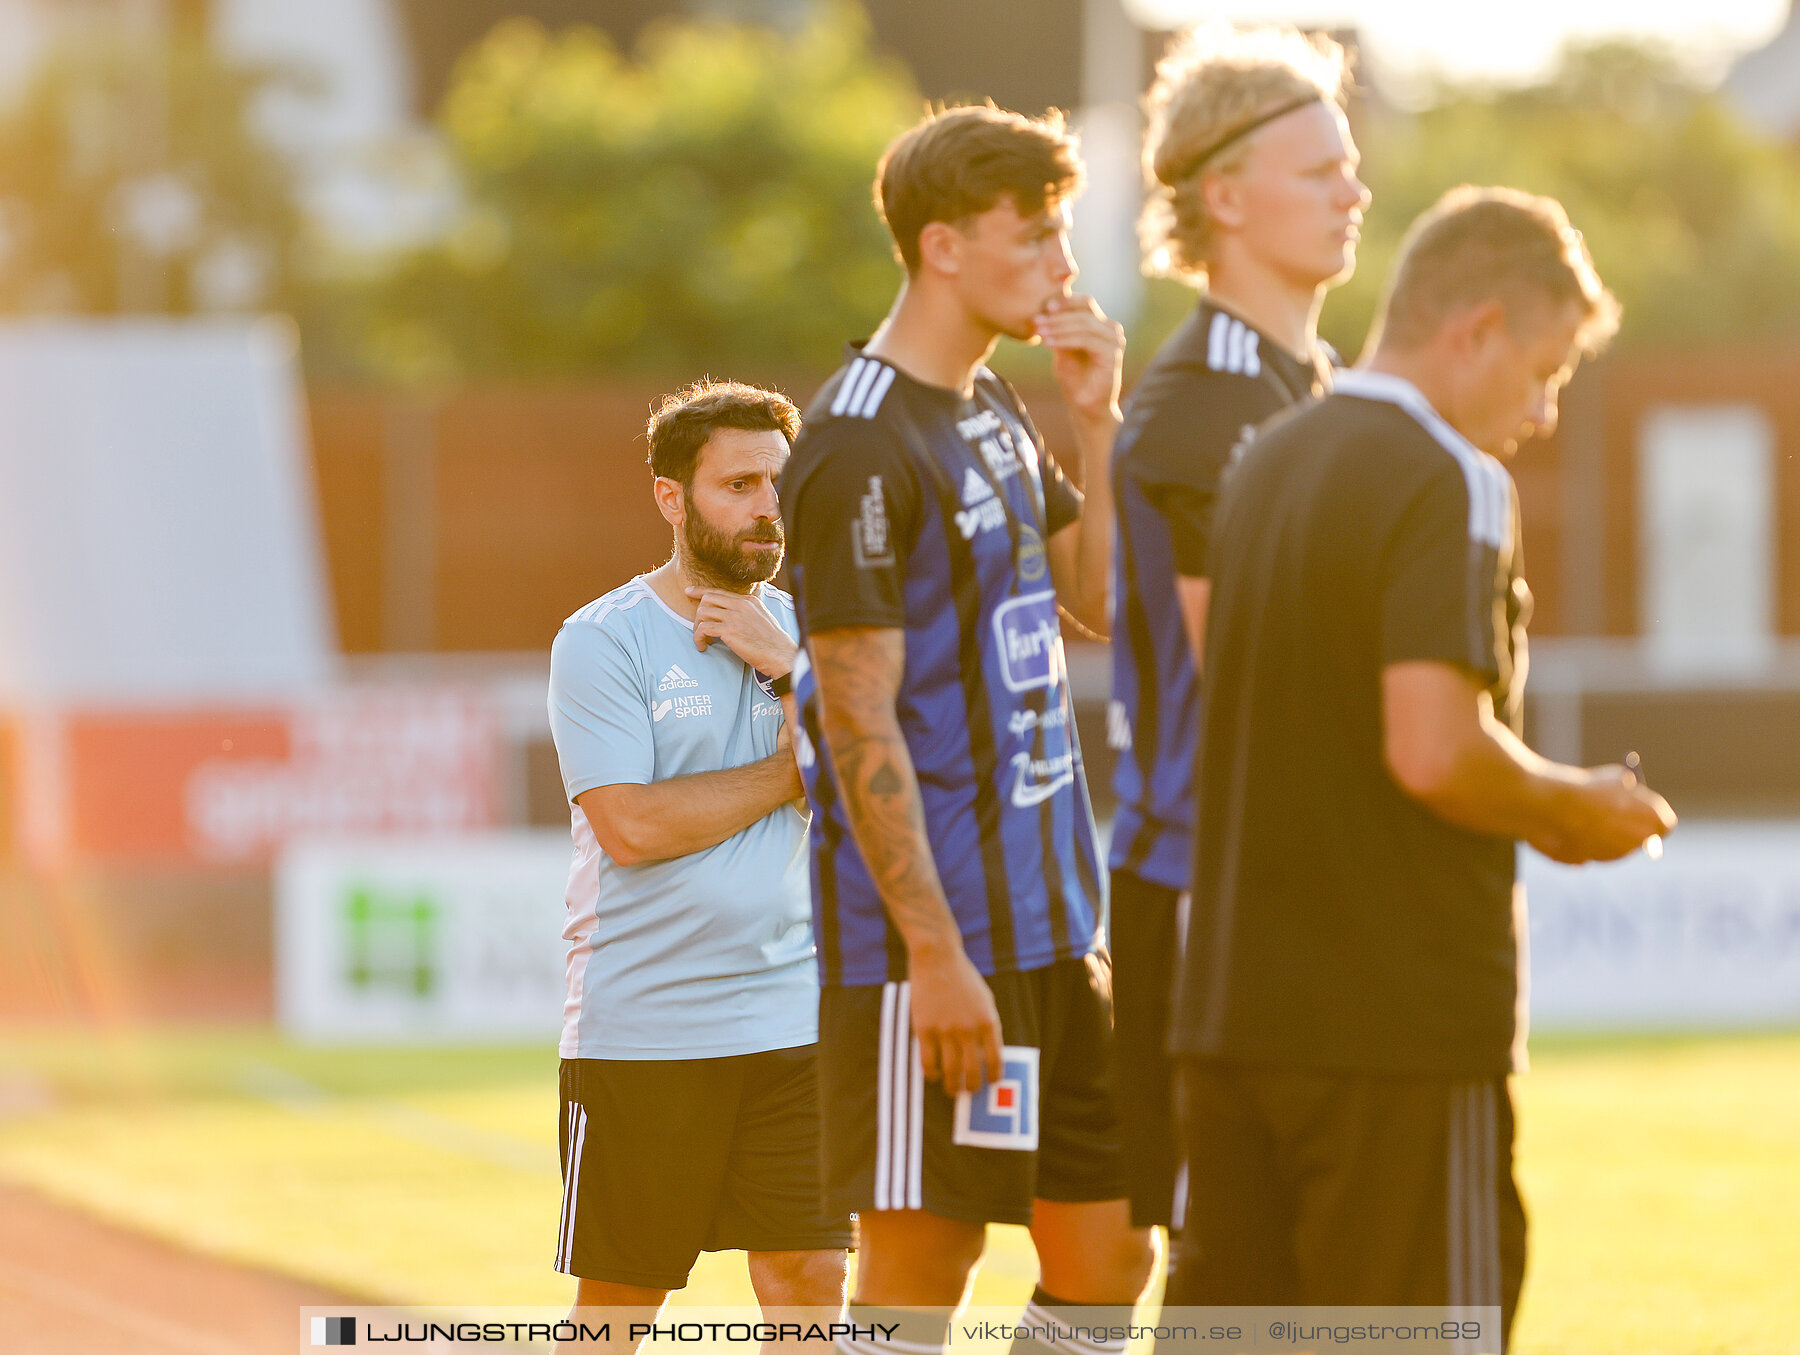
[652, 475, 687, 529]
[1200, 169, 1246, 234]
[917, 219, 965, 277]
[1442, 299, 1505, 360]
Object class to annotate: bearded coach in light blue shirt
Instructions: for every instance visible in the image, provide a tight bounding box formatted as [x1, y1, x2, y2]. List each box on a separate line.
[547, 381, 849, 1338]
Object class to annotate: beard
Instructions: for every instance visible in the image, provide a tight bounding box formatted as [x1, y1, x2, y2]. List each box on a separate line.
[681, 493, 785, 588]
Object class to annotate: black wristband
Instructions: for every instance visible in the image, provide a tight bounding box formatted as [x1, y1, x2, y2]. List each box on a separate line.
[760, 670, 792, 698]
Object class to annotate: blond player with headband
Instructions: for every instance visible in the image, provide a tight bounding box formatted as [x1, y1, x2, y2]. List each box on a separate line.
[1105, 22, 1368, 1241]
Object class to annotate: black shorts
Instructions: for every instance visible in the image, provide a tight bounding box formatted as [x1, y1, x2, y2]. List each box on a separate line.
[1170, 1061, 1526, 1346]
[555, 1045, 852, 1290]
[817, 953, 1126, 1227]
[1109, 867, 1182, 1229]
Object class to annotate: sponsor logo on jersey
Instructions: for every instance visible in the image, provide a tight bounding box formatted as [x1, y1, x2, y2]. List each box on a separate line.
[1007, 705, 1069, 738]
[852, 475, 895, 568]
[956, 409, 1003, 441]
[653, 694, 713, 722]
[952, 1045, 1039, 1150]
[961, 467, 996, 505]
[1016, 524, 1047, 582]
[957, 408, 1023, 479]
[955, 496, 1008, 540]
[992, 590, 1061, 693]
[658, 663, 699, 692]
[1008, 750, 1074, 808]
[978, 435, 1022, 479]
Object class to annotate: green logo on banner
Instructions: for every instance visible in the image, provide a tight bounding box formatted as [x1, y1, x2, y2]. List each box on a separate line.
[343, 886, 439, 997]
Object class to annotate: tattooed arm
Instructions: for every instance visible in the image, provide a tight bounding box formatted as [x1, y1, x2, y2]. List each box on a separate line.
[808, 625, 1003, 1093]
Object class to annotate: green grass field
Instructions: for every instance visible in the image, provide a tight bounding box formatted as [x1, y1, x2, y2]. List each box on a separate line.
[0, 1029, 1795, 1353]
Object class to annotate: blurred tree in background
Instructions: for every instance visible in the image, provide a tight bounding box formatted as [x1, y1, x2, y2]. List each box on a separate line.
[8, 13, 1800, 384]
[1308, 43, 1800, 360]
[0, 23, 306, 316]
[336, 4, 918, 385]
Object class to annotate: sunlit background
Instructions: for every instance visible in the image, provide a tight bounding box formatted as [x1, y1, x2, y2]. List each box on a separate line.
[0, 2, 1798, 1352]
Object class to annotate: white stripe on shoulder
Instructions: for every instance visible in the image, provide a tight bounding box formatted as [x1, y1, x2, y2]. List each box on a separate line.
[1227, 320, 1248, 375]
[841, 359, 882, 418]
[1206, 310, 1232, 371]
[566, 579, 658, 632]
[856, 363, 898, 418]
[1332, 369, 1511, 550]
[830, 357, 870, 416]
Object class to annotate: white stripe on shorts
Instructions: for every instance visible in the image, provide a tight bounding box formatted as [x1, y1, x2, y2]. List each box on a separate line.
[874, 980, 924, 1210]
[1447, 1081, 1501, 1351]
[556, 1101, 588, 1273]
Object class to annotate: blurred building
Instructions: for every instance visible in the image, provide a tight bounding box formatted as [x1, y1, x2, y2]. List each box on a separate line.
[1725, 0, 1800, 142]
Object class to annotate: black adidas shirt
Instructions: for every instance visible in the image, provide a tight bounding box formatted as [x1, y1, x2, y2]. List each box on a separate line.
[1169, 370, 1532, 1077]
[1107, 300, 1331, 890]
[1118, 299, 1329, 578]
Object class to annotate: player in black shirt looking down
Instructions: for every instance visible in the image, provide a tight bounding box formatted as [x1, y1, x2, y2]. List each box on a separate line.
[1166, 186, 1676, 1349]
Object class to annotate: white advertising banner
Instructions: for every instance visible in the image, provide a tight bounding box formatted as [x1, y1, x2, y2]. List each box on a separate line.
[277, 833, 570, 1041]
[277, 824, 1800, 1042]
[1524, 822, 1800, 1031]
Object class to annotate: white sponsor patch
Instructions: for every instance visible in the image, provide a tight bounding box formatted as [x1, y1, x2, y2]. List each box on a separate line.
[991, 590, 1061, 693]
[953, 1045, 1040, 1150]
[851, 475, 895, 568]
[653, 694, 713, 722]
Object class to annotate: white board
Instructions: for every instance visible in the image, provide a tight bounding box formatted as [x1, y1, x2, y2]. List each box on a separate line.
[1639, 403, 1774, 677]
[0, 318, 336, 703]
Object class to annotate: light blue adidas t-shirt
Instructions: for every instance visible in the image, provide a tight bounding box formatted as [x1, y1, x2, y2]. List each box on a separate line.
[548, 575, 815, 1060]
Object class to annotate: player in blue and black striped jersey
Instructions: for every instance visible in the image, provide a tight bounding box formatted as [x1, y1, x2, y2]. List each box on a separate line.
[1104, 25, 1368, 1234]
[780, 105, 1154, 1353]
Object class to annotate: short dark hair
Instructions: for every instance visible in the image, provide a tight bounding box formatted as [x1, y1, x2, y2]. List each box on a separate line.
[645, 380, 800, 486]
[876, 103, 1084, 273]
[1375, 186, 1621, 354]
